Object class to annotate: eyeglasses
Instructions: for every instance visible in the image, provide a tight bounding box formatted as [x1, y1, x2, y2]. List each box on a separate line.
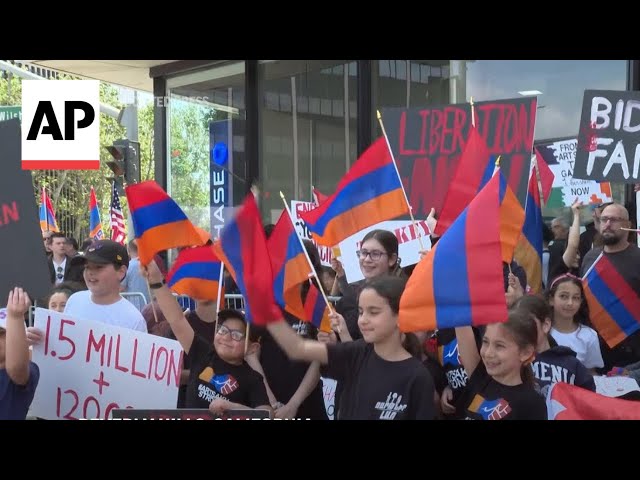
[600, 216, 625, 225]
[216, 324, 245, 342]
[356, 249, 387, 261]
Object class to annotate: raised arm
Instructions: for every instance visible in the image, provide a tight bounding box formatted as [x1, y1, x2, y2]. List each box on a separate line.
[5, 288, 32, 386]
[455, 326, 481, 377]
[266, 321, 329, 364]
[140, 260, 195, 354]
[562, 199, 583, 269]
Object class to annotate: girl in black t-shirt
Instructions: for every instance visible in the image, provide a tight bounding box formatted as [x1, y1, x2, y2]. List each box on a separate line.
[455, 310, 547, 420]
[141, 261, 272, 417]
[266, 275, 436, 420]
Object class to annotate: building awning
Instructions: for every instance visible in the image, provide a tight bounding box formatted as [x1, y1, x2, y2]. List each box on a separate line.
[18, 60, 178, 92]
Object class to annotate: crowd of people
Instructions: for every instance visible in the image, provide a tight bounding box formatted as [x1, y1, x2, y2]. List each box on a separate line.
[1, 200, 639, 420]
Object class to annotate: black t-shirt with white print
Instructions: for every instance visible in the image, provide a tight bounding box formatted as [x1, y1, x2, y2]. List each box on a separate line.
[459, 363, 547, 420]
[532, 346, 596, 398]
[185, 335, 270, 409]
[436, 328, 483, 418]
[325, 339, 435, 420]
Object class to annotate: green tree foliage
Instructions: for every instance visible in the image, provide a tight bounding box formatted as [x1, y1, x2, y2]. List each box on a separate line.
[168, 100, 219, 229]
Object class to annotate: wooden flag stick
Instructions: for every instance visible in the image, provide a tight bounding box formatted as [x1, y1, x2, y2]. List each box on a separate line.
[470, 97, 476, 127]
[376, 110, 426, 251]
[244, 322, 250, 355]
[146, 279, 160, 323]
[215, 263, 225, 335]
[621, 227, 640, 233]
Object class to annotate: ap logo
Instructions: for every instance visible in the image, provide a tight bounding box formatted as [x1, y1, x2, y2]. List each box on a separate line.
[22, 80, 100, 170]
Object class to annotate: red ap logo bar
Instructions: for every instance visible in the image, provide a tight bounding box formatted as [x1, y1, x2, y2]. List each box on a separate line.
[22, 80, 100, 170]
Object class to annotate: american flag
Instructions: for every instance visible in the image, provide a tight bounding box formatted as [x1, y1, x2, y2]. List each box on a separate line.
[110, 182, 127, 245]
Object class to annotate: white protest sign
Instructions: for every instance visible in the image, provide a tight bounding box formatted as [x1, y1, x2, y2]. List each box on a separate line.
[546, 138, 612, 206]
[30, 308, 183, 420]
[321, 377, 337, 420]
[339, 220, 431, 283]
[593, 375, 640, 398]
[291, 200, 334, 267]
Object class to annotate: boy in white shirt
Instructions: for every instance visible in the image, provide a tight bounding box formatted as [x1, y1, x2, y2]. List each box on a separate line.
[63, 240, 147, 332]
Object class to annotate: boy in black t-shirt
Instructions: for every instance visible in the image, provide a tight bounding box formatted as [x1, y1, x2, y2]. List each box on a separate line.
[142, 261, 272, 416]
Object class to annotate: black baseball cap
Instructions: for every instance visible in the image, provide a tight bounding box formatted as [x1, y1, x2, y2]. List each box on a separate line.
[71, 240, 129, 268]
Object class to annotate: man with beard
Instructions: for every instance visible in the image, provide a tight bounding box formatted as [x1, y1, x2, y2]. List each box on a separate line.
[580, 203, 640, 372]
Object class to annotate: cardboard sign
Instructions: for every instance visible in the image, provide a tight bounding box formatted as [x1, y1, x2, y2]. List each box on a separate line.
[339, 220, 431, 283]
[291, 200, 334, 267]
[382, 97, 537, 216]
[30, 308, 183, 420]
[535, 137, 612, 207]
[0, 119, 52, 303]
[573, 90, 640, 183]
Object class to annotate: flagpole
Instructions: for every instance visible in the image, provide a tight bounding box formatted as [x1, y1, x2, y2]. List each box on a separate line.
[42, 187, 49, 232]
[470, 97, 476, 127]
[279, 191, 336, 317]
[376, 110, 426, 251]
[215, 263, 225, 336]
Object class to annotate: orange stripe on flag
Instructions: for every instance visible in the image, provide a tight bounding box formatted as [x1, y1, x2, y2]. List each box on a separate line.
[398, 243, 438, 332]
[313, 189, 407, 246]
[500, 183, 525, 263]
[137, 221, 200, 266]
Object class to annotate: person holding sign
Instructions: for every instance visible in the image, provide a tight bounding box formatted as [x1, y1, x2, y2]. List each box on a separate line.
[332, 229, 405, 341]
[0, 288, 40, 420]
[140, 260, 273, 417]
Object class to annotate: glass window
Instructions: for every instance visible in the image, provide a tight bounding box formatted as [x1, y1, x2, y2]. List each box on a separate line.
[375, 60, 629, 221]
[166, 62, 246, 241]
[258, 60, 357, 223]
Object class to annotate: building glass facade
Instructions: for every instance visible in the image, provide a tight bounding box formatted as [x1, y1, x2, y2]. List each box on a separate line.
[161, 60, 632, 233]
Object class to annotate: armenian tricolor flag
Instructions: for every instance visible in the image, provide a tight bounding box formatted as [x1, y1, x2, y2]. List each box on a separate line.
[89, 187, 104, 240]
[39, 187, 59, 232]
[534, 148, 555, 204]
[212, 193, 276, 326]
[399, 172, 524, 332]
[125, 180, 204, 265]
[268, 210, 311, 320]
[514, 166, 543, 292]
[582, 253, 640, 348]
[300, 137, 409, 246]
[166, 244, 224, 305]
[304, 283, 332, 333]
[434, 126, 495, 237]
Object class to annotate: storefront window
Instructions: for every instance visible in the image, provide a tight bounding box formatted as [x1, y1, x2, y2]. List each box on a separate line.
[166, 62, 245, 239]
[258, 60, 357, 223]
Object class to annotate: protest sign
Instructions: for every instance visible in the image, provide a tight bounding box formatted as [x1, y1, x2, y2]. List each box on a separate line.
[30, 308, 183, 420]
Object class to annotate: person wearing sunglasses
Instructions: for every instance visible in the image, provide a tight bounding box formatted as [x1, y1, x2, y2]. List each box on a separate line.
[140, 259, 272, 417]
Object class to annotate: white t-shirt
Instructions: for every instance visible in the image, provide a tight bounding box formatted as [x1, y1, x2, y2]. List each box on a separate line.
[550, 326, 604, 369]
[64, 290, 147, 333]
